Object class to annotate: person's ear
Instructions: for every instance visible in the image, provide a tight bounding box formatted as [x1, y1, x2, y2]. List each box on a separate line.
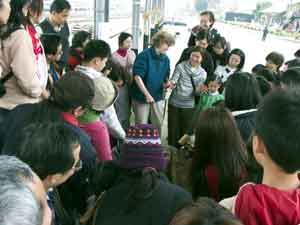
[252, 134, 267, 164]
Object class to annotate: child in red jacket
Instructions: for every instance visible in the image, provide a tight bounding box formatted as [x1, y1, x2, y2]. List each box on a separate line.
[220, 89, 300, 225]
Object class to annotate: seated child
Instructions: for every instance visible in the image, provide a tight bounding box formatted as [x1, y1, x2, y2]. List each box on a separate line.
[78, 76, 119, 161]
[220, 88, 300, 225]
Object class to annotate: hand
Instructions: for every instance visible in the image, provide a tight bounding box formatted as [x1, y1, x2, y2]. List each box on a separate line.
[168, 81, 176, 90]
[197, 84, 208, 94]
[145, 94, 155, 103]
[163, 81, 173, 89]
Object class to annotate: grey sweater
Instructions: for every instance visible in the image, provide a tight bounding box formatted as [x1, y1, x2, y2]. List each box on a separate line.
[169, 61, 207, 108]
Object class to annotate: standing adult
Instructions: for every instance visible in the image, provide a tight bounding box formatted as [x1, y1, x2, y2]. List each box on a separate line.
[0, 0, 45, 122]
[38, 0, 71, 71]
[131, 31, 175, 132]
[188, 11, 218, 47]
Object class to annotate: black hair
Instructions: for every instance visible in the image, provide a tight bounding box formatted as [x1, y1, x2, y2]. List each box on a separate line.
[206, 73, 222, 85]
[71, 31, 91, 49]
[40, 33, 62, 55]
[256, 76, 272, 96]
[191, 107, 247, 200]
[255, 68, 276, 83]
[195, 29, 209, 41]
[281, 68, 300, 87]
[266, 52, 285, 68]
[50, 0, 71, 13]
[170, 198, 242, 225]
[210, 35, 230, 67]
[29, 0, 44, 17]
[11, 122, 80, 180]
[212, 35, 227, 50]
[229, 48, 245, 71]
[83, 40, 111, 62]
[108, 61, 131, 85]
[200, 11, 215, 27]
[1, 0, 31, 39]
[294, 49, 300, 58]
[189, 46, 205, 58]
[225, 72, 262, 111]
[251, 64, 265, 74]
[118, 32, 133, 47]
[255, 88, 300, 173]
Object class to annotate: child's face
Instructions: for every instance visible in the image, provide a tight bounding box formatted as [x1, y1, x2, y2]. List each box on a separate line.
[189, 51, 202, 67]
[266, 60, 278, 72]
[208, 81, 220, 93]
[213, 43, 225, 55]
[229, 54, 241, 69]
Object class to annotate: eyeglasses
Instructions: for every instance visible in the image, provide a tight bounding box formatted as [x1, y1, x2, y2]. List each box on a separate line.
[72, 160, 82, 172]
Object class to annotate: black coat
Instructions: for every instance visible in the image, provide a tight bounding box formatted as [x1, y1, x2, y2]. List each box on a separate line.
[95, 175, 192, 225]
[234, 110, 256, 143]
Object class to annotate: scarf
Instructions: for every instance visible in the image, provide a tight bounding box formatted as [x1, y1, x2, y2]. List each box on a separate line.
[117, 48, 128, 57]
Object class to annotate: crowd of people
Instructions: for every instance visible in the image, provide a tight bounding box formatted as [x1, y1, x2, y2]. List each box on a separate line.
[0, 0, 300, 225]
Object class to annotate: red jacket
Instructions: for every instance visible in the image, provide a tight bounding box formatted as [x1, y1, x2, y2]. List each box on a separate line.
[235, 183, 300, 225]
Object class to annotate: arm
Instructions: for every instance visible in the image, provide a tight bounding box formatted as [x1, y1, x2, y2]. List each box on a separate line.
[10, 30, 43, 98]
[134, 75, 153, 102]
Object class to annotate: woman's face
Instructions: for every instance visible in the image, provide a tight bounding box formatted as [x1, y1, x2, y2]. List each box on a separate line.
[200, 14, 213, 30]
[121, 37, 132, 49]
[229, 54, 241, 69]
[0, 0, 11, 25]
[213, 43, 225, 55]
[196, 38, 208, 49]
[189, 51, 202, 67]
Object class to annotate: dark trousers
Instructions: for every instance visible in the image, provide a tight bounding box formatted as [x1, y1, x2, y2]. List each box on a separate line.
[168, 104, 194, 148]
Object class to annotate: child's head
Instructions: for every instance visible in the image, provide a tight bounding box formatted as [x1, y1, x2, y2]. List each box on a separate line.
[83, 40, 111, 72]
[195, 29, 209, 49]
[256, 76, 272, 96]
[251, 64, 265, 75]
[294, 49, 300, 58]
[118, 32, 133, 49]
[265, 51, 285, 72]
[207, 74, 221, 93]
[192, 107, 247, 187]
[170, 197, 242, 225]
[71, 30, 91, 50]
[40, 34, 62, 63]
[225, 72, 262, 111]
[212, 35, 227, 56]
[108, 62, 130, 88]
[281, 68, 300, 88]
[199, 11, 215, 30]
[228, 48, 245, 71]
[253, 88, 300, 174]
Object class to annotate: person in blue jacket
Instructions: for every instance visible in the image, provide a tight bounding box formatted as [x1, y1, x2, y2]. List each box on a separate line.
[131, 31, 175, 132]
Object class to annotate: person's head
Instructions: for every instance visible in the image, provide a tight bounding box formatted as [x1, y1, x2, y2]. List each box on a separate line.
[200, 11, 215, 30]
[251, 64, 265, 75]
[49, 0, 71, 26]
[207, 74, 221, 93]
[195, 29, 209, 49]
[13, 122, 81, 189]
[253, 88, 300, 175]
[228, 48, 245, 71]
[91, 76, 118, 112]
[192, 107, 247, 196]
[265, 51, 285, 72]
[0, 0, 11, 25]
[255, 68, 276, 83]
[28, 0, 43, 24]
[5, 0, 31, 35]
[225, 72, 262, 111]
[40, 34, 63, 62]
[256, 76, 272, 96]
[151, 30, 175, 54]
[50, 71, 95, 116]
[108, 61, 130, 87]
[212, 35, 227, 56]
[0, 156, 51, 225]
[71, 30, 91, 49]
[118, 32, 133, 49]
[281, 68, 300, 88]
[189, 46, 204, 67]
[169, 197, 243, 225]
[83, 39, 111, 72]
[294, 49, 300, 58]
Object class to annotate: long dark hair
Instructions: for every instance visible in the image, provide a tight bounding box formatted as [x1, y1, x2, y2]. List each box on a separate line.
[190, 107, 247, 198]
[225, 72, 262, 111]
[229, 48, 245, 71]
[1, 0, 31, 39]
